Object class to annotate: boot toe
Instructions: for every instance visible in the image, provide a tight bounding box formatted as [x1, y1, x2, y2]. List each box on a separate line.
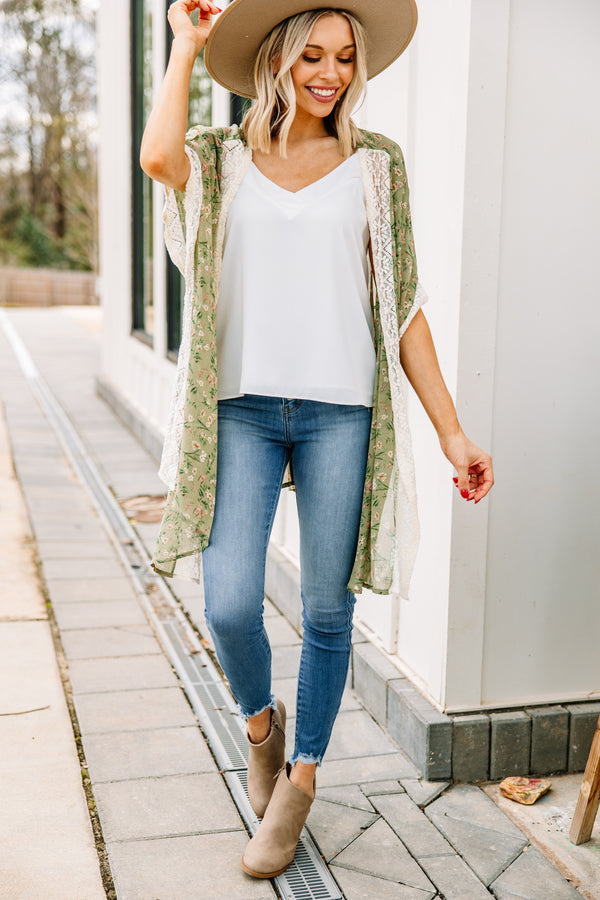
[241, 763, 314, 880]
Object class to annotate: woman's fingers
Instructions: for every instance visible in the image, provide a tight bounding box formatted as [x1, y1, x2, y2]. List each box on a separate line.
[194, 0, 222, 16]
[168, 0, 221, 28]
[452, 457, 494, 504]
[176, 0, 220, 12]
[472, 461, 494, 503]
[167, 0, 221, 42]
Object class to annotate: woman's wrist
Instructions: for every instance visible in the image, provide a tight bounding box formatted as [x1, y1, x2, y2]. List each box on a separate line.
[436, 417, 463, 449]
[171, 33, 203, 60]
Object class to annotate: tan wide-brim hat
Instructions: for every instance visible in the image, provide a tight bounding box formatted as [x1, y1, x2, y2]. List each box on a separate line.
[204, 0, 418, 99]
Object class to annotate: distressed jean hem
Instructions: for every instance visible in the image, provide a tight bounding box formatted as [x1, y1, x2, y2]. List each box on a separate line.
[289, 751, 323, 767]
[237, 694, 277, 722]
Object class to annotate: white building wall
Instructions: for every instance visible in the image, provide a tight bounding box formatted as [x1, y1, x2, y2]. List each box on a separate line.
[98, 0, 178, 439]
[98, 0, 600, 715]
[97, 0, 133, 391]
[480, 0, 600, 708]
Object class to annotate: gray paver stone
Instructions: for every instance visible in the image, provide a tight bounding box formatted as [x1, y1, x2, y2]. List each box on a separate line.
[307, 797, 378, 860]
[318, 753, 419, 787]
[94, 773, 243, 841]
[565, 702, 600, 772]
[426, 785, 527, 837]
[36, 539, 116, 559]
[399, 778, 449, 808]
[42, 557, 127, 580]
[317, 785, 376, 811]
[425, 814, 525, 886]
[330, 866, 437, 900]
[452, 714, 490, 782]
[265, 544, 302, 630]
[52, 599, 147, 630]
[332, 818, 435, 892]
[33, 522, 108, 541]
[326, 708, 399, 760]
[360, 780, 404, 796]
[339, 686, 362, 711]
[27, 500, 92, 520]
[60, 624, 161, 659]
[68, 653, 176, 694]
[490, 846, 581, 899]
[83, 726, 216, 781]
[271, 643, 302, 679]
[107, 832, 275, 900]
[352, 640, 401, 726]
[490, 711, 531, 780]
[271, 676, 298, 717]
[264, 614, 301, 646]
[46, 577, 137, 603]
[75, 686, 195, 734]
[388, 680, 452, 780]
[425, 786, 527, 885]
[525, 705, 569, 774]
[419, 855, 492, 899]
[371, 793, 454, 859]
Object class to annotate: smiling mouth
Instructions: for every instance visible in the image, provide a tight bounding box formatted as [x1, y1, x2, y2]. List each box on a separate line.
[307, 86, 338, 101]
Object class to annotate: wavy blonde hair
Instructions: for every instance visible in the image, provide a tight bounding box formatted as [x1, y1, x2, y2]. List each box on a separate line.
[242, 9, 367, 158]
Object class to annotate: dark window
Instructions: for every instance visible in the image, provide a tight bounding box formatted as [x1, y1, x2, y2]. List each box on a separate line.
[131, 0, 154, 343]
[230, 93, 248, 126]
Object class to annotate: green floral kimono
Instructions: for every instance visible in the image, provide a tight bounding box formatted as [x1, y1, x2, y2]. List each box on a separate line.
[152, 125, 426, 597]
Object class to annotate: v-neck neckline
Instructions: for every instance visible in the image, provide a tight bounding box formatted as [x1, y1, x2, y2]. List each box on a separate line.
[250, 152, 357, 197]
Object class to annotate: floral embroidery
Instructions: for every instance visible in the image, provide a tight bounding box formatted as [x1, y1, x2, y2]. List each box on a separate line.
[152, 126, 426, 596]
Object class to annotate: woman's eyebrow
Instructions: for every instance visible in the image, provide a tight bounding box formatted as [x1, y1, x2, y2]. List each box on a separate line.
[304, 43, 356, 50]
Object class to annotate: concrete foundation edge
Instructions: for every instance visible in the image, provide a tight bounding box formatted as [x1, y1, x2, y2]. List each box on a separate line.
[96, 374, 163, 465]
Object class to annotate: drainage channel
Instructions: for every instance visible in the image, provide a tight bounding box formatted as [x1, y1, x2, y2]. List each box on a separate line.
[0, 310, 343, 900]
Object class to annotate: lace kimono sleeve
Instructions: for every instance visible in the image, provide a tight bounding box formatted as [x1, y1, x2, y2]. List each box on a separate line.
[162, 143, 203, 274]
[158, 141, 204, 489]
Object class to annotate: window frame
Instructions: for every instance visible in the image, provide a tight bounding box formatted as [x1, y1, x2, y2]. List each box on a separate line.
[130, 0, 154, 345]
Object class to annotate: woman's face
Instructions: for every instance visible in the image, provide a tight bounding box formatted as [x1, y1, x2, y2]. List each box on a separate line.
[289, 14, 356, 121]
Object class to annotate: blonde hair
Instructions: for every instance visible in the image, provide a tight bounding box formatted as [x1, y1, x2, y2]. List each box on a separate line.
[242, 9, 367, 158]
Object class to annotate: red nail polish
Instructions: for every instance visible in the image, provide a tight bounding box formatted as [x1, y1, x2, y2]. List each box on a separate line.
[453, 477, 458, 484]
[460, 489, 469, 499]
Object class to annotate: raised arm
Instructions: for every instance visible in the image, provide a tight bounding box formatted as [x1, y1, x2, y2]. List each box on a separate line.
[139, 0, 220, 190]
[400, 309, 494, 504]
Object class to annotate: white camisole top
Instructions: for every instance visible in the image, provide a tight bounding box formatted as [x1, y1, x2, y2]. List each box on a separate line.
[217, 152, 375, 407]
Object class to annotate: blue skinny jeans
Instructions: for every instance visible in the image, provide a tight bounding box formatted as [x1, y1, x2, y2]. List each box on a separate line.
[202, 395, 371, 766]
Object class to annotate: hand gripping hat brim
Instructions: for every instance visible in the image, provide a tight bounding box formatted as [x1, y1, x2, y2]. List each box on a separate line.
[204, 0, 418, 99]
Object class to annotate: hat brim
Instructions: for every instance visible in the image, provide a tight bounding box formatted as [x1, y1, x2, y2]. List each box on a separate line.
[204, 0, 417, 99]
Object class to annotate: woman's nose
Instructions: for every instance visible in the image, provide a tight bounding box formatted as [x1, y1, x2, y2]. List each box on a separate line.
[318, 56, 338, 79]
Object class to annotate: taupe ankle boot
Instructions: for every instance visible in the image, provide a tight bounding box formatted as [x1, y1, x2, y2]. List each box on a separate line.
[241, 763, 315, 878]
[247, 698, 286, 818]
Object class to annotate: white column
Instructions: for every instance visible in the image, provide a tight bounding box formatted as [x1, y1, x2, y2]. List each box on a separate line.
[444, 0, 510, 711]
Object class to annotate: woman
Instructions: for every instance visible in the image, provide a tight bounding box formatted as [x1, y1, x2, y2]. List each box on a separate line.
[141, 0, 493, 879]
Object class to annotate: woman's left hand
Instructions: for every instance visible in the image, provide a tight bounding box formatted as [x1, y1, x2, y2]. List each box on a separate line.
[440, 430, 494, 504]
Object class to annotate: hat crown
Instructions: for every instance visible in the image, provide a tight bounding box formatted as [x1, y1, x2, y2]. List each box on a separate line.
[205, 0, 418, 99]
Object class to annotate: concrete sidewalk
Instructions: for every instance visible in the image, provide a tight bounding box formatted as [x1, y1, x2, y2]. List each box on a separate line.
[0, 349, 105, 897]
[0, 306, 593, 900]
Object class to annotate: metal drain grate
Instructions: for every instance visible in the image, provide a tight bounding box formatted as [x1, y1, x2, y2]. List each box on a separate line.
[227, 770, 342, 900]
[160, 619, 249, 771]
[1, 309, 344, 900]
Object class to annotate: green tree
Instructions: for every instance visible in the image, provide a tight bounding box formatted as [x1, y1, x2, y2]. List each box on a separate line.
[0, 0, 97, 270]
